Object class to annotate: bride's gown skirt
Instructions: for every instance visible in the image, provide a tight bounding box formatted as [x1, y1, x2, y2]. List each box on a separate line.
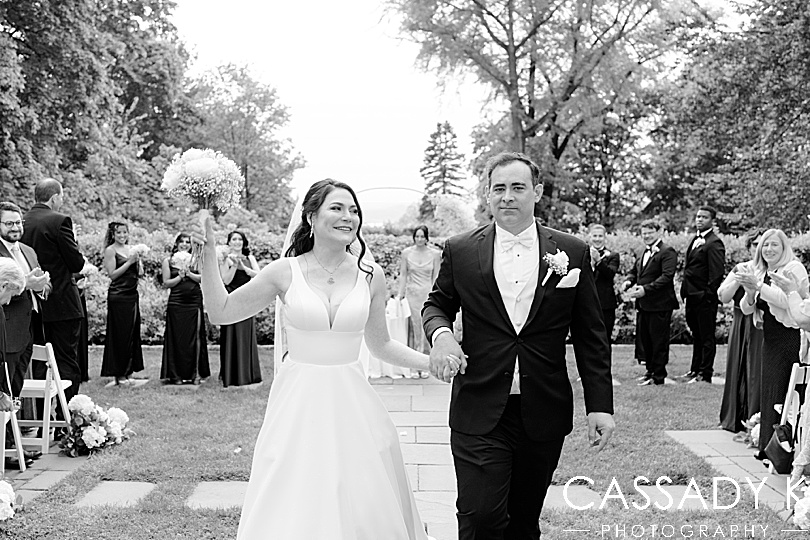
[237, 259, 429, 540]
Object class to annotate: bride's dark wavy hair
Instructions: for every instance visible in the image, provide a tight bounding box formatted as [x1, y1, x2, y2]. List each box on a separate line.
[285, 179, 372, 279]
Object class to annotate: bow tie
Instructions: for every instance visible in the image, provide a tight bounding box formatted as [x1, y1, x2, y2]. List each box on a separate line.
[501, 235, 533, 251]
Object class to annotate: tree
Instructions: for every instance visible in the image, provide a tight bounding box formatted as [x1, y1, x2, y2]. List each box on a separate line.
[647, 0, 810, 232]
[419, 121, 467, 219]
[188, 64, 303, 228]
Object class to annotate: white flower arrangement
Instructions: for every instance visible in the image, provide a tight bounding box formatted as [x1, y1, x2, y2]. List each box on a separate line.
[216, 245, 232, 264]
[170, 251, 193, 273]
[129, 243, 150, 257]
[0, 480, 20, 521]
[61, 395, 135, 457]
[161, 148, 243, 211]
[541, 249, 569, 286]
[795, 486, 810, 529]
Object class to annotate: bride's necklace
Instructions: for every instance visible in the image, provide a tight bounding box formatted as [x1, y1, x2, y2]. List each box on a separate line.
[311, 252, 346, 285]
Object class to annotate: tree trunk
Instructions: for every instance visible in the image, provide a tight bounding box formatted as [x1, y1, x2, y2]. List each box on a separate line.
[242, 162, 250, 210]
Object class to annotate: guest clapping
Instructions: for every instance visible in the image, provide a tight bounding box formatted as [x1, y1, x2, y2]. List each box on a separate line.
[737, 229, 808, 460]
[219, 231, 261, 387]
[717, 229, 764, 432]
[161, 233, 210, 386]
[396, 225, 440, 378]
[100, 222, 145, 386]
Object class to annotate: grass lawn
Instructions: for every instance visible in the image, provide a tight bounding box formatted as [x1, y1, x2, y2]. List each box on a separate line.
[2, 344, 795, 539]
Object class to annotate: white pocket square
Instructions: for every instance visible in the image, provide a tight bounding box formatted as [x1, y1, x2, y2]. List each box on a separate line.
[556, 268, 581, 288]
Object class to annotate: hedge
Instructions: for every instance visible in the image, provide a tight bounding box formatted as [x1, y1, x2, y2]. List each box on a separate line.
[74, 223, 810, 346]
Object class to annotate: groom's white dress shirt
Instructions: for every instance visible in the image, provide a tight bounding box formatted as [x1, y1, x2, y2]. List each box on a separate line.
[493, 223, 540, 394]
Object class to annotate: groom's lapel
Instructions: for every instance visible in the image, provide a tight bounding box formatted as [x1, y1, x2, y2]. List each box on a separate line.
[524, 221, 555, 330]
[477, 224, 512, 331]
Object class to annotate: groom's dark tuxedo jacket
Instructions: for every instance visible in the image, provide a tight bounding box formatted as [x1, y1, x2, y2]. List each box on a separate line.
[423, 220, 613, 442]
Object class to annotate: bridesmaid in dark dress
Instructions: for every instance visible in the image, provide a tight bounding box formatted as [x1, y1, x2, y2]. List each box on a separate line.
[161, 233, 210, 385]
[219, 231, 261, 387]
[738, 228, 808, 459]
[100, 221, 145, 386]
[717, 230, 763, 432]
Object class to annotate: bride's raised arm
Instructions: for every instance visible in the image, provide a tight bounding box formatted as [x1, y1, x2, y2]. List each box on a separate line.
[364, 263, 430, 371]
[195, 214, 290, 325]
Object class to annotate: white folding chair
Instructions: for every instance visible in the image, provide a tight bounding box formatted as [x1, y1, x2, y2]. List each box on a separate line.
[0, 410, 27, 474]
[775, 364, 810, 474]
[18, 343, 73, 454]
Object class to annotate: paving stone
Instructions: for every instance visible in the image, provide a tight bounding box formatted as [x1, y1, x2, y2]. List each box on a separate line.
[707, 442, 757, 457]
[35, 453, 87, 472]
[19, 470, 72, 491]
[75, 481, 156, 508]
[542, 485, 603, 511]
[379, 394, 412, 412]
[666, 430, 736, 444]
[728, 455, 769, 474]
[186, 481, 248, 510]
[389, 412, 448, 427]
[397, 426, 416, 443]
[401, 443, 453, 466]
[683, 444, 722, 457]
[16, 489, 45, 504]
[412, 395, 450, 412]
[705, 456, 735, 467]
[421, 385, 452, 396]
[710, 463, 753, 481]
[419, 465, 456, 491]
[415, 492, 457, 540]
[372, 385, 423, 396]
[416, 426, 450, 445]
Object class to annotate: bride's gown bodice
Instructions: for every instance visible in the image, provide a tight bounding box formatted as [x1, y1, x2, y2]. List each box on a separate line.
[283, 256, 368, 366]
[237, 257, 428, 540]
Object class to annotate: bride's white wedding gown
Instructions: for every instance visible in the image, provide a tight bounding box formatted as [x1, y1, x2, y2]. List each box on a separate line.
[237, 258, 429, 540]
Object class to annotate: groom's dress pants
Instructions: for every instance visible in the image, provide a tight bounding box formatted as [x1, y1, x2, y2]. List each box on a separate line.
[451, 395, 565, 540]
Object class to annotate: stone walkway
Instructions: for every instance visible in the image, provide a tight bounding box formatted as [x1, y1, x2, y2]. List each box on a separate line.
[3, 377, 794, 540]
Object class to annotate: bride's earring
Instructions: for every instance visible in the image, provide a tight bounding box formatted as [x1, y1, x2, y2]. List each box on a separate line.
[309, 226, 314, 239]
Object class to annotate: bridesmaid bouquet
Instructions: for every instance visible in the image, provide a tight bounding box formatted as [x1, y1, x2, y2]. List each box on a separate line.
[795, 486, 810, 529]
[171, 251, 193, 273]
[215, 245, 232, 264]
[129, 244, 150, 257]
[0, 480, 20, 520]
[60, 395, 135, 457]
[161, 148, 244, 268]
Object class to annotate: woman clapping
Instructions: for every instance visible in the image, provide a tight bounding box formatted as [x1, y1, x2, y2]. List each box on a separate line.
[100, 221, 145, 386]
[161, 233, 210, 385]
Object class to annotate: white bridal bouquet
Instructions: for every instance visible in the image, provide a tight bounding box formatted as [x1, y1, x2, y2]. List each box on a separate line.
[161, 148, 244, 267]
[170, 251, 193, 273]
[60, 395, 135, 457]
[0, 480, 20, 521]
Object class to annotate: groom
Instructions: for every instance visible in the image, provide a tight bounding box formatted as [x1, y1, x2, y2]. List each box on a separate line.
[423, 152, 615, 540]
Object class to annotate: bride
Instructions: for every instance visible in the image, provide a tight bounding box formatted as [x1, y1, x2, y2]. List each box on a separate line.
[195, 179, 457, 539]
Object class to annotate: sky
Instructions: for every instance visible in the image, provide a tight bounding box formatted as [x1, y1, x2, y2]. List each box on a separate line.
[171, 0, 491, 223]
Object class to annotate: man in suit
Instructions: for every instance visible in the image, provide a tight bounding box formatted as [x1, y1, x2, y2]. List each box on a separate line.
[423, 152, 615, 540]
[681, 206, 726, 384]
[0, 258, 29, 468]
[621, 220, 680, 386]
[588, 224, 620, 345]
[0, 201, 50, 462]
[21, 179, 85, 406]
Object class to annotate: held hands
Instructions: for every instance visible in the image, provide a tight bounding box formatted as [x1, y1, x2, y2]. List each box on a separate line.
[587, 412, 615, 452]
[428, 332, 468, 383]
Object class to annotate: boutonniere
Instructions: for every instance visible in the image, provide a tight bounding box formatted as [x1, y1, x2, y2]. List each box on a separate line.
[541, 249, 569, 286]
[651, 246, 660, 255]
[692, 237, 705, 249]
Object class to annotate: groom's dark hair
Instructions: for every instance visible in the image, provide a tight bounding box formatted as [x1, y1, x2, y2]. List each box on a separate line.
[484, 152, 542, 187]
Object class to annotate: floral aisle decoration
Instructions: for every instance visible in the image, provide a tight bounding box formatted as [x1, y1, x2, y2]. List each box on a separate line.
[160, 148, 244, 268]
[60, 395, 135, 457]
[0, 480, 20, 521]
[795, 486, 810, 529]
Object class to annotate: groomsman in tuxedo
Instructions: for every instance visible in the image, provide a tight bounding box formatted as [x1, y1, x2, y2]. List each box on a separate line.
[681, 206, 726, 384]
[0, 202, 50, 463]
[588, 224, 620, 345]
[423, 152, 614, 540]
[21, 179, 85, 406]
[622, 220, 679, 386]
